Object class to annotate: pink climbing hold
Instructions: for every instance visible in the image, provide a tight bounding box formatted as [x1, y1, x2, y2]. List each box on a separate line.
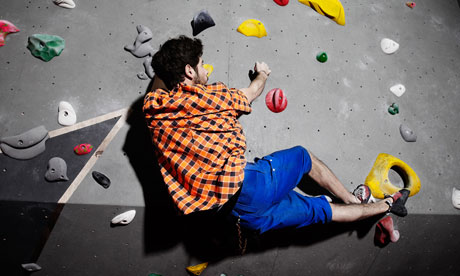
[74, 143, 93, 155]
[0, 20, 20, 47]
[274, 0, 289, 6]
[265, 88, 288, 113]
[406, 2, 416, 8]
[374, 216, 400, 246]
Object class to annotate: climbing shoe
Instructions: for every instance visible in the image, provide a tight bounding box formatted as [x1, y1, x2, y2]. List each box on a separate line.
[353, 184, 373, 203]
[385, 189, 410, 217]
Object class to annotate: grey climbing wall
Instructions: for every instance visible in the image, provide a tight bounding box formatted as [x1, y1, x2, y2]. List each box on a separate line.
[1, 0, 460, 275]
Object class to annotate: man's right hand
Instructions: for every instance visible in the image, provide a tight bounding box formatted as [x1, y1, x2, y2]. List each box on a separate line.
[254, 61, 271, 77]
[241, 61, 271, 103]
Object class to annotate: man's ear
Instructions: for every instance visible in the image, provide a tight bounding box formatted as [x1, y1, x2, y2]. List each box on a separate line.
[184, 64, 195, 80]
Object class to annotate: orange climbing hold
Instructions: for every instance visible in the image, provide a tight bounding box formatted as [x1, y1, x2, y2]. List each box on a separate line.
[298, 0, 346, 26]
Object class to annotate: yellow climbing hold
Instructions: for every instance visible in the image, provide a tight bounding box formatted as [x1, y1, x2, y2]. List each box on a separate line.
[298, 0, 346, 26]
[203, 64, 213, 77]
[237, 19, 267, 38]
[186, 262, 208, 275]
[365, 153, 421, 199]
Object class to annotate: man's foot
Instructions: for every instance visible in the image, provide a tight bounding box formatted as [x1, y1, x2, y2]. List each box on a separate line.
[385, 189, 410, 217]
[375, 215, 400, 246]
[352, 184, 373, 203]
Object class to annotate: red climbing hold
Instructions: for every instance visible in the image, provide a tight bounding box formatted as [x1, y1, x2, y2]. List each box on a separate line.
[265, 88, 288, 113]
[74, 143, 93, 155]
[274, 0, 289, 6]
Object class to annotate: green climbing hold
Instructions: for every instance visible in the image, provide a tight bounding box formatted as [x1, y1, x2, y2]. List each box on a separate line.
[388, 103, 399, 115]
[316, 51, 328, 63]
[27, 34, 65, 62]
[148, 273, 162, 276]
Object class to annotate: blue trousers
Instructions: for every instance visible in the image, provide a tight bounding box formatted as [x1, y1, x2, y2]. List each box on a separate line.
[231, 146, 333, 234]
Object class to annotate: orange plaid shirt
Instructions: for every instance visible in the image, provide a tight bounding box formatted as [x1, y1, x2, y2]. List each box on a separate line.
[143, 82, 252, 214]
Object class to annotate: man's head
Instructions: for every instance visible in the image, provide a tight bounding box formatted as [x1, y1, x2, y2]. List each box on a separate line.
[151, 35, 208, 90]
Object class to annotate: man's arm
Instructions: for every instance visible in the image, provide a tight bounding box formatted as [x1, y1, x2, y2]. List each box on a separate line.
[240, 62, 271, 103]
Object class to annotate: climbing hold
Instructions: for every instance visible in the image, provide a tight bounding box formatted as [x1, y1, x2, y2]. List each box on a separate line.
[186, 262, 208, 276]
[380, 38, 399, 54]
[365, 153, 421, 199]
[92, 171, 111, 189]
[27, 34, 65, 62]
[148, 274, 162, 276]
[74, 143, 93, 155]
[111, 210, 136, 225]
[203, 64, 213, 77]
[390, 84, 406, 97]
[124, 25, 154, 58]
[45, 157, 69, 182]
[0, 20, 20, 47]
[0, 132, 49, 160]
[399, 124, 416, 142]
[298, 0, 346, 26]
[452, 188, 460, 209]
[191, 9, 216, 36]
[274, 0, 289, 6]
[58, 101, 77, 126]
[0, 125, 48, 149]
[265, 88, 288, 113]
[137, 72, 149, 80]
[316, 52, 328, 63]
[21, 263, 42, 272]
[388, 103, 399, 115]
[374, 216, 400, 246]
[406, 2, 416, 8]
[237, 19, 267, 38]
[143, 56, 154, 79]
[53, 0, 76, 9]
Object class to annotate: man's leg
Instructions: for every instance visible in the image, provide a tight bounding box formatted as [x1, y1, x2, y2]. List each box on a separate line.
[330, 198, 392, 222]
[308, 152, 361, 204]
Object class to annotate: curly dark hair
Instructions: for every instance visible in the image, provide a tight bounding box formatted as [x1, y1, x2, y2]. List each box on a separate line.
[151, 35, 203, 90]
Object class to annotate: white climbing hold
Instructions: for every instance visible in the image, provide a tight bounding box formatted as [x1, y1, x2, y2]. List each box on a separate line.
[58, 101, 77, 126]
[390, 84, 406, 97]
[111, 210, 136, 225]
[452, 188, 460, 209]
[22, 263, 42, 272]
[381, 38, 399, 54]
[53, 0, 76, 9]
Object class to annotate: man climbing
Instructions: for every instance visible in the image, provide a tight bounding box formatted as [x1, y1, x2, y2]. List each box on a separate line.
[143, 35, 409, 236]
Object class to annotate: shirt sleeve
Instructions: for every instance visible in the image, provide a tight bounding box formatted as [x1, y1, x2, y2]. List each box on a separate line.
[228, 87, 252, 115]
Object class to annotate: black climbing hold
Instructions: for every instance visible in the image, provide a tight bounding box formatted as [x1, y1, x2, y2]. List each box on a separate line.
[92, 171, 111, 189]
[191, 9, 216, 36]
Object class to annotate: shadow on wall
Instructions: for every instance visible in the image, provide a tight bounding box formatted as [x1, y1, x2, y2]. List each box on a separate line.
[121, 80, 383, 262]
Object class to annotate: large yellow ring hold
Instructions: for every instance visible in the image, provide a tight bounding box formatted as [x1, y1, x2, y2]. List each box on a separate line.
[298, 0, 346, 26]
[365, 153, 421, 199]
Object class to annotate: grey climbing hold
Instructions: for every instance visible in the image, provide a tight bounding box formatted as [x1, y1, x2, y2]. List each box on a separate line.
[0, 134, 49, 160]
[124, 25, 154, 58]
[399, 124, 416, 142]
[21, 263, 42, 272]
[45, 157, 69, 182]
[143, 56, 154, 79]
[111, 210, 136, 225]
[0, 125, 48, 149]
[58, 101, 77, 126]
[381, 38, 399, 54]
[92, 171, 111, 189]
[191, 9, 216, 36]
[137, 72, 149, 80]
